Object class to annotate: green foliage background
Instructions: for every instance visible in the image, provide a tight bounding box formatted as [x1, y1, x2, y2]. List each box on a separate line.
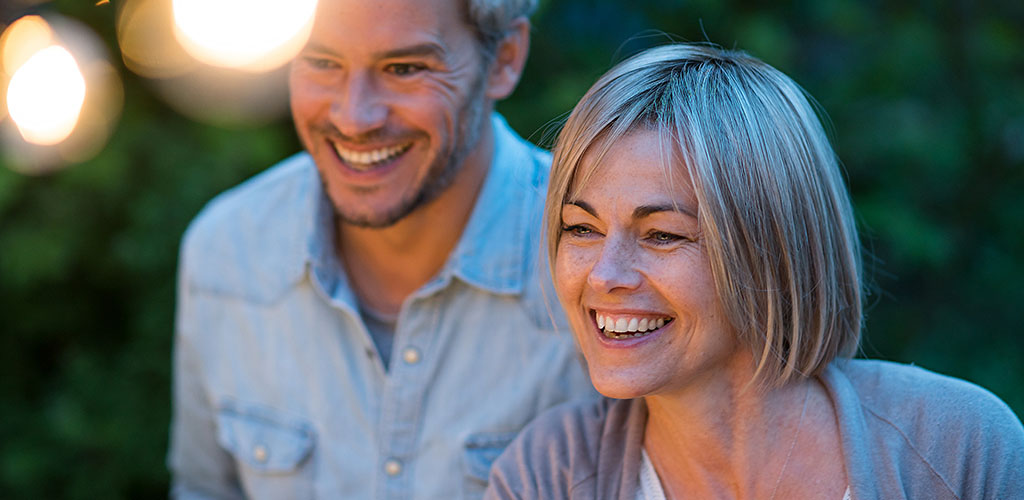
[1, 0, 1022, 497]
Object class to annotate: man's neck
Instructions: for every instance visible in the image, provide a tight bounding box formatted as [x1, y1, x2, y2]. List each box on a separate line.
[336, 127, 495, 316]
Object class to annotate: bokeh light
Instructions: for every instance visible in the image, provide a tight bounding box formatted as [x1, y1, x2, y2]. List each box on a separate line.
[0, 14, 123, 174]
[1, 15, 54, 76]
[117, 0, 198, 79]
[152, 64, 291, 126]
[116, 0, 308, 125]
[7, 45, 86, 145]
[171, 0, 317, 72]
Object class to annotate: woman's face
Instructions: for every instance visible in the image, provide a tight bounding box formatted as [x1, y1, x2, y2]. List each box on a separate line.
[554, 129, 740, 399]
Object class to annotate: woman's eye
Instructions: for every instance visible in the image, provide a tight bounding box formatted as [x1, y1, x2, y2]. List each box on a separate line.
[647, 231, 685, 244]
[561, 224, 595, 237]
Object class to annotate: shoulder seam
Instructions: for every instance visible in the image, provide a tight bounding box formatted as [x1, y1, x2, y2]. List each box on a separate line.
[860, 402, 960, 500]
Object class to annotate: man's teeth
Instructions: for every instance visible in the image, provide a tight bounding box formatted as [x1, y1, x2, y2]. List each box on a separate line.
[333, 142, 411, 168]
[596, 313, 670, 339]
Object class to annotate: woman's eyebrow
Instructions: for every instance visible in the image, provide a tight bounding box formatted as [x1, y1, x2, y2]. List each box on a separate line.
[565, 200, 598, 217]
[566, 201, 696, 219]
[633, 203, 696, 219]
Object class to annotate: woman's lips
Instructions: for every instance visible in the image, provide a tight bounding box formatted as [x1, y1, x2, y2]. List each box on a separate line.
[592, 310, 674, 340]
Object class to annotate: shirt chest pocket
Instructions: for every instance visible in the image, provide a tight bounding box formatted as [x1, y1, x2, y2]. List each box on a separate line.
[462, 431, 518, 498]
[216, 402, 316, 499]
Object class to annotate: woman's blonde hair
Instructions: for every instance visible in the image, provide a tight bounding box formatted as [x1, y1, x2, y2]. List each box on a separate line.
[546, 43, 862, 388]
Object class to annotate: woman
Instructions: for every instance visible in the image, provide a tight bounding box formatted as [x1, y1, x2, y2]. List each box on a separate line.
[485, 44, 1024, 499]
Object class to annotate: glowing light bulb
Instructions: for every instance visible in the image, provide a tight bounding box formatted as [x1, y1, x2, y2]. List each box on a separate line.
[6, 45, 87, 146]
[172, 0, 318, 72]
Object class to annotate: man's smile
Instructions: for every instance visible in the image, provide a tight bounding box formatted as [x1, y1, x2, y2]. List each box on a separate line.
[331, 140, 414, 170]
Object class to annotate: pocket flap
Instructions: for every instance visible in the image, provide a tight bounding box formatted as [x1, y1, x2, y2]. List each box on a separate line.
[216, 402, 315, 473]
[463, 431, 518, 482]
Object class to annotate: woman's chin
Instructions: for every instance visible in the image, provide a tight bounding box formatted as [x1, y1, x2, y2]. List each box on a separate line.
[589, 374, 655, 400]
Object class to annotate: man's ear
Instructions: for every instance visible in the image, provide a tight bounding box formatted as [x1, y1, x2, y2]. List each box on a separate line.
[484, 17, 531, 100]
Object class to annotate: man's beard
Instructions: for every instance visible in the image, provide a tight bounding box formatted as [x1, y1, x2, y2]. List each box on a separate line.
[334, 76, 487, 229]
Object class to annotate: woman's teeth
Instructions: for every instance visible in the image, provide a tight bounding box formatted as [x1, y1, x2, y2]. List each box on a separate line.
[596, 313, 671, 340]
[333, 142, 411, 169]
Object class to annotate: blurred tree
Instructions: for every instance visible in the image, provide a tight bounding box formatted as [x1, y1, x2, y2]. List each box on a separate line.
[1, 0, 1021, 497]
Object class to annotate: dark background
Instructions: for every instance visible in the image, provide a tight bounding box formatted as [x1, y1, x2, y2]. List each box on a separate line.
[1, 0, 1022, 497]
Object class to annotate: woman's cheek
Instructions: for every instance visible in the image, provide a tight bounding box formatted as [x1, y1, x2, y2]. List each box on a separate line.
[554, 245, 591, 300]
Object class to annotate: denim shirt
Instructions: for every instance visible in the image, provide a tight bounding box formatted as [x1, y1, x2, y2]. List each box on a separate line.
[168, 114, 595, 499]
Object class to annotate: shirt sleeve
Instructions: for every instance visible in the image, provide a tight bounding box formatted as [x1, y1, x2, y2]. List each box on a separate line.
[483, 399, 604, 500]
[167, 236, 245, 500]
[965, 390, 1024, 500]
[483, 426, 547, 500]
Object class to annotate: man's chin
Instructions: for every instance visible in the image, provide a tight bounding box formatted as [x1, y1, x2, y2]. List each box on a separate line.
[333, 200, 417, 229]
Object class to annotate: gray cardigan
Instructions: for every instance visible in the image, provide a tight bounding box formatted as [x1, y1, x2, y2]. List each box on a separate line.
[485, 360, 1024, 500]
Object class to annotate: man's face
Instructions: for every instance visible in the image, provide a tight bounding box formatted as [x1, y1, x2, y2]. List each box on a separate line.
[289, 0, 489, 228]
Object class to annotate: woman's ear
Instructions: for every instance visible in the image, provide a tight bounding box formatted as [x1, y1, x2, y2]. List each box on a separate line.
[484, 17, 531, 100]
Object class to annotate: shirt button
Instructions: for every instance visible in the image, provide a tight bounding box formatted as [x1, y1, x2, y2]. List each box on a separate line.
[253, 444, 269, 463]
[402, 347, 421, 365]
[384, 458, 402, 476]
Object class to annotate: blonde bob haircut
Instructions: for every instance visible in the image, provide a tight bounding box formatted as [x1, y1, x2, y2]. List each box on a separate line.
[546, 43, 863, 388]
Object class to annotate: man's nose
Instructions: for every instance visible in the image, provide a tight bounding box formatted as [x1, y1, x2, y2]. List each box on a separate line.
[329, 72, 388, 138]
[586, 238, 643, 294]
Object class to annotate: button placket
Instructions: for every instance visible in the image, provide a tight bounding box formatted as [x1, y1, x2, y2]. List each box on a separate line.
[378, 296, 439, 498]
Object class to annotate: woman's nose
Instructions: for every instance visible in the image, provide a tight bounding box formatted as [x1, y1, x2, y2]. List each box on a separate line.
[586, 238, 643, 293]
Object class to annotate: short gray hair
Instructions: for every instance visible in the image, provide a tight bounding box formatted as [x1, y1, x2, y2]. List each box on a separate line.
[546, 43, 863, 388]
[463, 0, 537, 60]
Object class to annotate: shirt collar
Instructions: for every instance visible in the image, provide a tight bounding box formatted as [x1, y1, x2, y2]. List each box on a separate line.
[185, 152, 321, 305]
[438, 113, 548, 296]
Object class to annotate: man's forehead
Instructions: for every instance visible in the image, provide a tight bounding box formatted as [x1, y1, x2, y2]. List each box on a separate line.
[308, 0, 466, 50]
[299, 0, 482, 63]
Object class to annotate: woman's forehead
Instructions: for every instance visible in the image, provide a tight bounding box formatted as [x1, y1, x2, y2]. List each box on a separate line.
[574, 128, 689, 183]
[567, 128, 699, 212]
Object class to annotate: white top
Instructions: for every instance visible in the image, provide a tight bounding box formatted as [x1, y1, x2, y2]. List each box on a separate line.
[637, 449, 667, 500]
[637, 448, 853, 500]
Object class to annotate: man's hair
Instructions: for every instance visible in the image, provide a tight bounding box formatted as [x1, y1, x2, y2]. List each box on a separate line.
[463, 0, 537, 61]
[545, 43, 863, 389]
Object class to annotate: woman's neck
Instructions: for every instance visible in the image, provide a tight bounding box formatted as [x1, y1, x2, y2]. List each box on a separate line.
[641, 358, 839, 499]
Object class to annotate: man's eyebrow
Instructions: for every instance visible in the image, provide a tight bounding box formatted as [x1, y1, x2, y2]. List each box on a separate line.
[300, 42, 446, 60]
[302, 40, 335, 55]
[376, 43, 446, 60]
[633, 203, 696, 219]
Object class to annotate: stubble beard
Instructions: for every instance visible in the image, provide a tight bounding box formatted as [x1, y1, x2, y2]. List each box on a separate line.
[332, 75, 488, 229]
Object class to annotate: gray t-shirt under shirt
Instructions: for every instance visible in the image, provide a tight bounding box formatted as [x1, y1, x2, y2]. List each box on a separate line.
[360, 304, 398, 368]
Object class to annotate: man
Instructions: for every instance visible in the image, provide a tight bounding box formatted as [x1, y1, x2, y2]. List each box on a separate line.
[168, 0, 593, 498]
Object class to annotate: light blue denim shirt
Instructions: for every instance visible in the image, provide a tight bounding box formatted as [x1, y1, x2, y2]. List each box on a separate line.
[168, 114, 595, 499]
